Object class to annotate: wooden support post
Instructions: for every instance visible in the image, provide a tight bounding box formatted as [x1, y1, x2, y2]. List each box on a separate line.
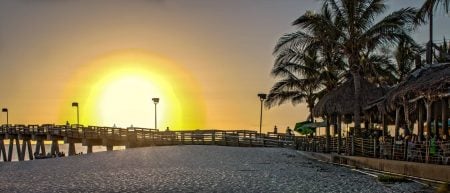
[426, 101, 433, 137]
[68, 142, 76, 155]
[14, 138, 21, 161]
[20, 141, 27, 161]
[0, 139, 7, 161]
[442, 98, 448, 138]
[373, 138, 377, 158]
[395, 108, 401, 140]
[34, 140, 40, 155]
[181, 132, 185, 145]
[392, 139, 395, 159]
[361, 138, 364, 156]
[351, 136, 354, 156]
[403, 140, 408, 161]
[8, 138, 21, 162]
[325, 115, 330, 153]
[20, 139, 33, 161]
[434, 102, 440, 139]
[87, 145, 93, 154]
[403, 99, 411, 136]
[51, 139, 60, 155]
[418, 101, 424, 141]
[382, 113, 388, 137]
[8, 138, 14, 162]
[212, 131, 216, 145]
[34, 139, 45, 155]
[337, 114, 342, 154]
[106, 145, 113, 151]
[27, 140, 33, 160]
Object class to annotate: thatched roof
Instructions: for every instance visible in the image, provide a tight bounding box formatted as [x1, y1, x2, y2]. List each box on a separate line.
[313, 77, 385, 117]
[386, 63, 450, 111]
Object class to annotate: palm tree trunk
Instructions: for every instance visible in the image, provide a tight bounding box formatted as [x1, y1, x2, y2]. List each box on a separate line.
[309, 102, 315, 123]
[418, 101, 424, 141]
[352, 71, 362, 137]
[403, 99, 411, 136]
[427, 11, 433, 64]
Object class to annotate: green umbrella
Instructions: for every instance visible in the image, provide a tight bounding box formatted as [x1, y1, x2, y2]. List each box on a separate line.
[294, 121, 327, 135]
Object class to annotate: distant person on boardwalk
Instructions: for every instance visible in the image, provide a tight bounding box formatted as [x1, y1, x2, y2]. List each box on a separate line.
[286, 126, 293, 136]
[166, 127, 170, 132]
[286, 126, 293, 141]
[273, 126, 278, 134]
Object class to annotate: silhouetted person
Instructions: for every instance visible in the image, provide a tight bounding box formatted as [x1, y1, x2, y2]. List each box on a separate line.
[286, 126, 293, 136]
[166, 127, 170, 131]
[273, 126, 278, 134]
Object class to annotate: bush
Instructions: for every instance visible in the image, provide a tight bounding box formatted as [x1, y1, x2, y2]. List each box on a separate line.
[377, 175, 410, 183]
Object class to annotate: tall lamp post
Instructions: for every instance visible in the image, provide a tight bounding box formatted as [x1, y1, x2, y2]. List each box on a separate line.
[2, 108, 8, 125]
[72, 102, 79, 126]
[257, 93, 267, 136]
[152, 98, 159, 129]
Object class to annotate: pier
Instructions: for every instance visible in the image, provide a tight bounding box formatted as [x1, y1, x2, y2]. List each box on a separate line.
[0, 124, 294, 162]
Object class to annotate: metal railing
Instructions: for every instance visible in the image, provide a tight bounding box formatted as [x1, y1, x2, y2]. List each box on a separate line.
[294, 136, 450, 165]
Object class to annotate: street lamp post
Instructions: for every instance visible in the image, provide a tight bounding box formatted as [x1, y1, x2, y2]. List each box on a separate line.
[2, 108, 8, 125]
[152, 98, 159, 130]
[257, 93, 267, 136]
[72, 102, 79, 126]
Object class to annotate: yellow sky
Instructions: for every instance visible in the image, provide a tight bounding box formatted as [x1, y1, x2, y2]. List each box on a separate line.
[0, 0, 446, 132]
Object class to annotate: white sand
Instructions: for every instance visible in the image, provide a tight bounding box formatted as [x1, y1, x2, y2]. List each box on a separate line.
[0, 146, 432, 193]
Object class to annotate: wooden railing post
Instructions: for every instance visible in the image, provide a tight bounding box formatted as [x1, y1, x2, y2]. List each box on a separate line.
[351, 136, 355, 156]
[373, 138, 377, 158]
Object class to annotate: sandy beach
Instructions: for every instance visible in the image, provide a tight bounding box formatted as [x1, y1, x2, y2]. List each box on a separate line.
[0, 146, 432, 193]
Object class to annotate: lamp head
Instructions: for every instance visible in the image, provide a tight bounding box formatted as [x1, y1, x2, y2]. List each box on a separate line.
[152, 98, 160, 104]
[1, 108, 7, 112]
[72, 102, 78, 107]
[257, 93, 267, 100]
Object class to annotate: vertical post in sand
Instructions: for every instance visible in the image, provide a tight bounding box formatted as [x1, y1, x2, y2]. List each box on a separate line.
[394, 108, 400, 140]
[87, 145, 93, 154]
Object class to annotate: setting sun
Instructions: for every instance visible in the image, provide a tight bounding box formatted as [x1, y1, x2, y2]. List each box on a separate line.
[59, 50, 206, 129]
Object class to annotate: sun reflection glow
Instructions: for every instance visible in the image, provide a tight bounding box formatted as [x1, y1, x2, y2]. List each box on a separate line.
[60, 50, 205, 129]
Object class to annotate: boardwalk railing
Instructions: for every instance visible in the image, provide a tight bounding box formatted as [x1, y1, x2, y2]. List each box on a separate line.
[0, 124, 295, 162]
[294, 136, 450, 165]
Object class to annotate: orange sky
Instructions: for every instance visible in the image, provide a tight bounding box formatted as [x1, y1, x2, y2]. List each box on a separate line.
[0, 0, 448, 132]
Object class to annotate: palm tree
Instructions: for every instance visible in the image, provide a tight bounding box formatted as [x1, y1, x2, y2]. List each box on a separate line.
[394, 37, 423, 81]
[434, 37, 450, 62]
[269, 9, 345, 123]
[320, 0, 417, 132]
[271, 0, 417, 135]
[417, 0, 449, 63]
[266, 49, 328, 123]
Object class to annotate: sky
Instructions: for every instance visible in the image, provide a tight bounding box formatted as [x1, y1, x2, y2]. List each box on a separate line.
[0, 0, 449, 132]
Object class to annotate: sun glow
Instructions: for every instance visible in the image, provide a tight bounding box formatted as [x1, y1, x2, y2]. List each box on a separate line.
[60, 50, 205, 129]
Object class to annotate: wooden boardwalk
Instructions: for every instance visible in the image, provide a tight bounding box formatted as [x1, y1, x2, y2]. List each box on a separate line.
[0, 124, 294, 162]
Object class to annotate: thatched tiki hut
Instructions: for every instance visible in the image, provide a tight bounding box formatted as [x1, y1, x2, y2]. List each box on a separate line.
[313, 77, 385, 152]
[385, 63, 450, 141]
